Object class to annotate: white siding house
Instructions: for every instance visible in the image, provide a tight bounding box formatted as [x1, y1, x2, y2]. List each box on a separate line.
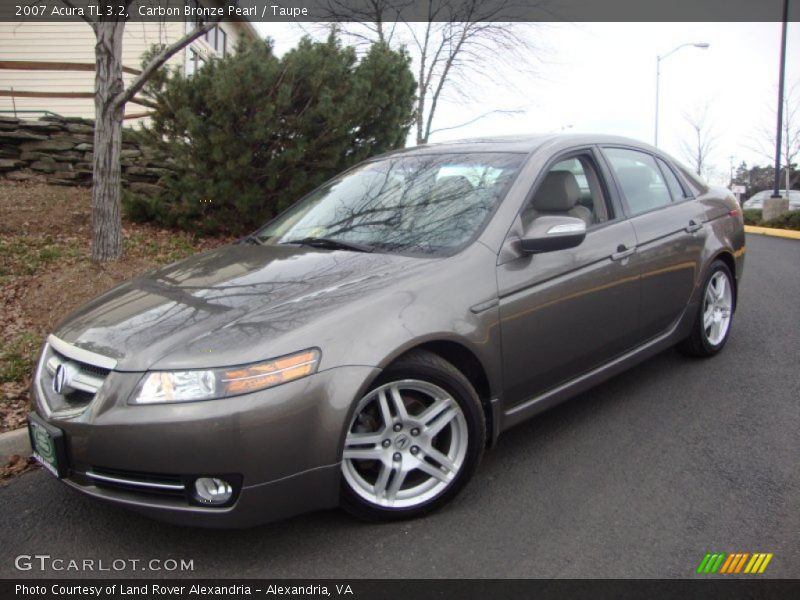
[0, 18, 258, 121]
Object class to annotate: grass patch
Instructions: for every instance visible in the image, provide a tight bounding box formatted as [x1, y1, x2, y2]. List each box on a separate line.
[123, 231, 202, 264]
[0, 331, 39, 384]
[0, 235, 84, 282]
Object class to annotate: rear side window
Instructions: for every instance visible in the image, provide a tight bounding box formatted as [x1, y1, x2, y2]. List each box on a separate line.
[675, 164, 710, 196]
[656, 158, 688, 201]
[603, 148, 672, 216]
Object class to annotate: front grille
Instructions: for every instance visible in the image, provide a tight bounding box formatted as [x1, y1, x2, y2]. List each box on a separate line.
[86, 467, 187, 499]
[63, 390, 94, 405]
[77, 362, 112, 379]
[36, 336, 115, 417]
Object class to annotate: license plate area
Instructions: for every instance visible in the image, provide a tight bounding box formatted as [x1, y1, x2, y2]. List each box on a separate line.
[27, 414, 68, 478]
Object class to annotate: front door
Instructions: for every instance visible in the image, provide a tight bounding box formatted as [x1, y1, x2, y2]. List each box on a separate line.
[498, 150, 641, 408]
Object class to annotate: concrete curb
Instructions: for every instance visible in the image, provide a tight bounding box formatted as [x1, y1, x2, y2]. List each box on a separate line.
[0, 427, 31, 464]
[744, 225, 800, 240]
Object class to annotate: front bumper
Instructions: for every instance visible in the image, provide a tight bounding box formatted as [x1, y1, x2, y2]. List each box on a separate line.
[31, 365, 380, 528]
[61, 463, 342, 528]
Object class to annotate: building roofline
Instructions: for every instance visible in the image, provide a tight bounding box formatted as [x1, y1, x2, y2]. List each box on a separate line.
[236, 20, 260, 40]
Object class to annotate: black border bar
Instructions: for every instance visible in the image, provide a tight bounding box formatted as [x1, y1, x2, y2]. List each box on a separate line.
[1, 0, 799, 23]
[4, 579, 800, 600]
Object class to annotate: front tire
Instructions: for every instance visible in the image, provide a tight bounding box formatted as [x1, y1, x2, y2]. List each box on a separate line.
[340, 350, 485, 521]
[678, 260, 735, 357]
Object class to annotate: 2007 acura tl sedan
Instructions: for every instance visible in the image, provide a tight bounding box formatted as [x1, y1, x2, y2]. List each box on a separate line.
[28, 134, 745, 527]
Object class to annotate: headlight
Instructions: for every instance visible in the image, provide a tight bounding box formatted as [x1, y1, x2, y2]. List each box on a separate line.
[130, 349, 320, 404]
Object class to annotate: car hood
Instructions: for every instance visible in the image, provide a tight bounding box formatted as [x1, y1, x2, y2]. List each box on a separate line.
[54, 243, 423, 371]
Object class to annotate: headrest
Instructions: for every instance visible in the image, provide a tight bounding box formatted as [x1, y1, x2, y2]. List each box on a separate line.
[616, 167, 652, 193]
[533, 170, 579, 212]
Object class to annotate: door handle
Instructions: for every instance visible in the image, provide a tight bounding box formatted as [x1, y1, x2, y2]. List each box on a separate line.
[611, 245, 636, 261]
[685, 220, 703, 233]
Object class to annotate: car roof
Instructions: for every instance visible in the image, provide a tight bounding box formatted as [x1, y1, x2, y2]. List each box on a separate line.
[380, 133, 664, 157]
[749, 189, 800, 199]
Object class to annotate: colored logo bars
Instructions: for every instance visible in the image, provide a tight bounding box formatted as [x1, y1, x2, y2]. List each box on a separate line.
[696, 552, 773, 574]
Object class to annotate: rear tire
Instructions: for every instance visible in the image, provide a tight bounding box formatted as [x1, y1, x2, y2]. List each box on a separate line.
[340, 350, 485, 522]
[678, 260, 735, 357]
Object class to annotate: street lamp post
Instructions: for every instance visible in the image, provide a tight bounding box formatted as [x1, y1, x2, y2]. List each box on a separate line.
[654, 42, 710, 147]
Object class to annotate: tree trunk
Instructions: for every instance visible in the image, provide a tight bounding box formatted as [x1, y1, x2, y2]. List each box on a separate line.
[416, 84, 426, 145]
[91, 22, 126, 263]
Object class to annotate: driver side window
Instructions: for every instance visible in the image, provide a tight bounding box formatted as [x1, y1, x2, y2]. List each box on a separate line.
[521, 155, 610, 229]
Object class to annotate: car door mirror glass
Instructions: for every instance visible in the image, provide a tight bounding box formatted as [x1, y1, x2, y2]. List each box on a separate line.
[520, 215, 587, 254]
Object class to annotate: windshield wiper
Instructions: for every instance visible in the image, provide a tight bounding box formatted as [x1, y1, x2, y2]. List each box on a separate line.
[280, 237, 375, 253]
[240, 234, 265, 246]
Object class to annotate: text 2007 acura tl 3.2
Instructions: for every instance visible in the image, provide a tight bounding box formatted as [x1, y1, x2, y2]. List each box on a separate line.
[28, 135, 744, 527]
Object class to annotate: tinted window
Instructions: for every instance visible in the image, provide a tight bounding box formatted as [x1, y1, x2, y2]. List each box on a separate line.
[656, 158, 687, 201]
[604, 148, 672, 215]
[254, 153, 524, 256]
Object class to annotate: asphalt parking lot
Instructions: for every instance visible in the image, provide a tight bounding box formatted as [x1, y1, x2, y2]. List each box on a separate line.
[0, 233, 798, 579]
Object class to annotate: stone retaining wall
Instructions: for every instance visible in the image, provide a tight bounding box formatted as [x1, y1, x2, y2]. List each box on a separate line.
[0, 115, 167, 197]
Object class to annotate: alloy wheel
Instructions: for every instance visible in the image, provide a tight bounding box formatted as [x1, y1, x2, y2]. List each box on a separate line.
[342, 379, 469, 509]
[702, 270, 733, 346]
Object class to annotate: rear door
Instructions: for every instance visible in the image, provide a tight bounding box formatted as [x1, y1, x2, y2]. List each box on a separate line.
[600, 147, 706, 341]
[497, 148, 641, 408]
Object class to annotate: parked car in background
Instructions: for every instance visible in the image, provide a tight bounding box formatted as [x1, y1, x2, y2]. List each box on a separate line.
[743, 189, 800, 211]
[28, 134, 745, 527]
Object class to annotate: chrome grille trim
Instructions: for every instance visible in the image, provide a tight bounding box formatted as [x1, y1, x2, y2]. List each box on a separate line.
[36, 336, 116, 418]
[85, 471, 186, 491]
[45, 357, 105, 394]
[47, 334, 117, 370]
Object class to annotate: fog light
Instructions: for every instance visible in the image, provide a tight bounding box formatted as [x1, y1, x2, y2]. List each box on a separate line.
[193, 477, 233, 505]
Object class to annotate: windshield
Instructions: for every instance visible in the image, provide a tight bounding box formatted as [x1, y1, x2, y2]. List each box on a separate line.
[253, 152, 525, 255]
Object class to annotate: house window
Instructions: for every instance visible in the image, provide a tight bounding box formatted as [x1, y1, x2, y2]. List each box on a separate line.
[218, 28, 227, 57]
[186, 0, 202, 28]
[185, 48, 205, 77]
[204, 25, 227, 56]
[186, 1, 227, 59]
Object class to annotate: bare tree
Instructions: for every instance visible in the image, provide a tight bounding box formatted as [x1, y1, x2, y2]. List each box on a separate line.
[318, 0, 413, 46]
[60, 1, 215, 262]
[749, 81, 800, 194]
[320, 0, 542, 145]
[680, 105, 716, 178]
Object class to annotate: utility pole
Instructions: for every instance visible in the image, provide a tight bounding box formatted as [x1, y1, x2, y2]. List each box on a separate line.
[765, 0, 790, 221]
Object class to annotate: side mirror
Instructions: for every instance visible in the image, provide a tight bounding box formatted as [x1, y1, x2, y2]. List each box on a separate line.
[520, 215, 587, 254]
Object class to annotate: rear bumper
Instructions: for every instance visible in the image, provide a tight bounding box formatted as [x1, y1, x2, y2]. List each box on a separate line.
[30, 365, 380, 527]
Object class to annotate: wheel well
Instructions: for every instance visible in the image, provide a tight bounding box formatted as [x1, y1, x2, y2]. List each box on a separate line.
[397, 341, 494, 444]
[714, 251, 737, 307]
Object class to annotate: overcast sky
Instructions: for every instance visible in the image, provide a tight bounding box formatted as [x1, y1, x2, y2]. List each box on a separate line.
[256, 21, 800, 186]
